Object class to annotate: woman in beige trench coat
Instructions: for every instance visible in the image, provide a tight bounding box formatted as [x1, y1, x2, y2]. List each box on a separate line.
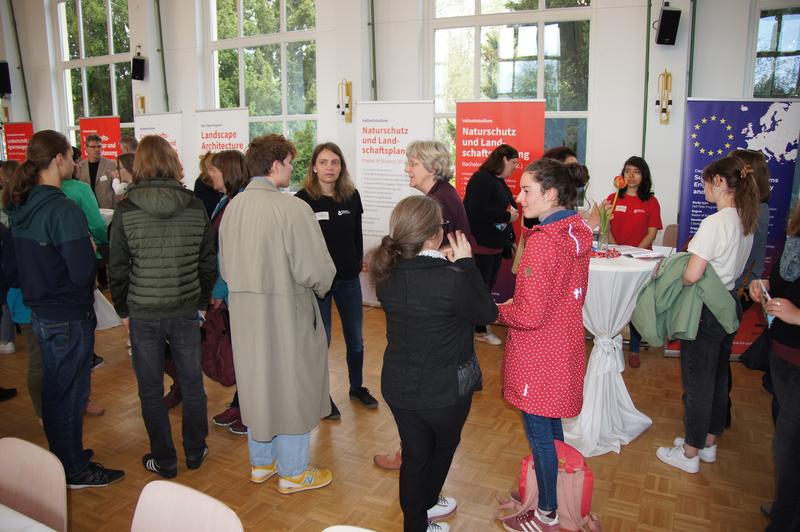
[219, 134, 336, 494]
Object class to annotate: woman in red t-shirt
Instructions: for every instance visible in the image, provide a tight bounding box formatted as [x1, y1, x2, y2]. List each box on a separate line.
[607, 156, 663, 368]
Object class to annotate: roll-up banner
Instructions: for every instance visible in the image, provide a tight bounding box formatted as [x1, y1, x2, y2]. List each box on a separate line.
[79, 116, 121, 160]
[355, 100, 435, 304]
[3, 122, 33, 161]
[455, 100, 546, 303]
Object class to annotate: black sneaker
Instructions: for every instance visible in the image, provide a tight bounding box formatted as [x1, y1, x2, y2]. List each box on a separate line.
[349, 387, 379, 409]
[186, 446, 209, 470]
[0, 386, 17, 402]
[324, 397, 341, 420]
[142, 454, 178, 478]
[67, 462, 125, 489]
[91, 354, 104, 371]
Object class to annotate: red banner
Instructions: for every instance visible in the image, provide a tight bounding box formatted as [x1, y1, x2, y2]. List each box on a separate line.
[455, 100, 545, 303]
[79, 117, 121, 160]
[4, 122, 34, 162]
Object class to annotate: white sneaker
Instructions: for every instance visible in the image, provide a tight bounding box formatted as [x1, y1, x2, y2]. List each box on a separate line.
[427, 522, 450, 532]
[673, 437, 716, 463]
[475, 332, 502, 345]
[427, 495, 457, 522]
[0, 341, 16, 355]
[657, 444, 700, 473]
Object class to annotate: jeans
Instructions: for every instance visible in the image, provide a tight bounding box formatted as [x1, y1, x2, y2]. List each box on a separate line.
[247, 429, 310, 477]
[390, 401, 471, 532]
[1, 304, 15, 343]
[629, 323, 641, 354]
[680, 303, 737, 449]
[522, 412, 564, 513]
[474, 253, 501, 333]
[130, 316, 208, 468]
[317, 277, 364, 389]
[767, 353, 800, 532]
[32, 312, 95, 477]
[22, 323, 43, 418]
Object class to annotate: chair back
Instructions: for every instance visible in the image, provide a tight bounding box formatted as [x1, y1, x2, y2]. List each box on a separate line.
[131, 480, 243, 532]
[0, 437, 67, 532]
[662, 224, 678, 248]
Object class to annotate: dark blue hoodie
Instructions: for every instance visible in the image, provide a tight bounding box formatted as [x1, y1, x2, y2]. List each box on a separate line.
[5, 184, 96, 320]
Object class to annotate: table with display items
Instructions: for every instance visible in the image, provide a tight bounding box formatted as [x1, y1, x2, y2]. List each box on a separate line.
[563, 255, 659, 457]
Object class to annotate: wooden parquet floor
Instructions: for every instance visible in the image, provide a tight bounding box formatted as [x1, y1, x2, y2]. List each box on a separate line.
[0, 303, 774, 531]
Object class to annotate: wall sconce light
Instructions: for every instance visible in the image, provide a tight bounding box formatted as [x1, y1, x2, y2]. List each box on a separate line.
[655, 69, 672, 124]
[337, 79, 352, 123]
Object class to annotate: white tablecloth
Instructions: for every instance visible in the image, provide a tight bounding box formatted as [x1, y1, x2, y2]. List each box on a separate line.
[563, 256, 658, 457]
[0, 503, 56, 531]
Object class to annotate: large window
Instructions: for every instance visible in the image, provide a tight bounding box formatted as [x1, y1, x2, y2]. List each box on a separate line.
[754, 7, 800, 98]
[431, 0, 590, 161]
[57, 0, 132, 144]
[210, 0, 316, 188]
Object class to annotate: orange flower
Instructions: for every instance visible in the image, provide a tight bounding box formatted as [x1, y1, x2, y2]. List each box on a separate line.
[613, 175, 626, 189]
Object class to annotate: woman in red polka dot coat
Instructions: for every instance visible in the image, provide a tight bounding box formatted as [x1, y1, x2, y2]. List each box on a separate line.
[497, 158, 592, 531]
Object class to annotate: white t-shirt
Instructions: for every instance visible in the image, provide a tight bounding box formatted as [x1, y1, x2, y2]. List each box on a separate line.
[688, 207, 754, 290]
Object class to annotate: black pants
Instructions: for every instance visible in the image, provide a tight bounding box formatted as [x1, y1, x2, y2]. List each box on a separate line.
[130, 316, 208, 468]
[680, 303, 737, 449]
[390, 400, 471, 532]
[767, 354, 800, 532]
[474, 253, 501, 334]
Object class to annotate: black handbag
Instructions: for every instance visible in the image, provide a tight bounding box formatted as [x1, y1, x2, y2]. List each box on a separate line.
[740, 328, 771, 372]
[457, 355, 483, 396]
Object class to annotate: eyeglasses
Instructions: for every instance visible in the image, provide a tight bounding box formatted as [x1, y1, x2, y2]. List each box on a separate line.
[87, 144, 102, 149]
[440, 220, 450, 232]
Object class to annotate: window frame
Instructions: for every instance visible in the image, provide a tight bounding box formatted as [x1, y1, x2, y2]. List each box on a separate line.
[54, 0, 133, 144]
[746, 0, 800, 97]
[424, 0, 592, 156]
[206, 0, 318, 138]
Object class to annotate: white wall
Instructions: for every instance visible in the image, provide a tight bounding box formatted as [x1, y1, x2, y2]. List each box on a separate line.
[0, 0, 780, 227]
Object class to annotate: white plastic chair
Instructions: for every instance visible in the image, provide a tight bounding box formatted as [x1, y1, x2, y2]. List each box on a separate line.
[131, 480, 243, 532]
[0, 437, 67, 532]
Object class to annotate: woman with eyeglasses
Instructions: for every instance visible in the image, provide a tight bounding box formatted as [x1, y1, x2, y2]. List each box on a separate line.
[405, 140, 473, 245]
[463, 144, 520, 346]
[369, 195, 497, 532]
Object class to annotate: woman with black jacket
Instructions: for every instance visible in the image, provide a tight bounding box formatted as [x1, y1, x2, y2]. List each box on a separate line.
[370, 195, 497, 532]
[462, 144, 519, 345]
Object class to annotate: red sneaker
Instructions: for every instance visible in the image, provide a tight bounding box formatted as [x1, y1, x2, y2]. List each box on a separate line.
[629, 353, 641, 368]
[228, 419, 248, 435]
[502, 510, 560, 532]
[213, 406, 240, 427]
[373, 449, 402, 470]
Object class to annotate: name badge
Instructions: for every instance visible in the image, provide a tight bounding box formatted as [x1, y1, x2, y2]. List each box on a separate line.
[315, 211, 330, 221]
[615, 205, 627, 213]
[99, 174, 109, 182]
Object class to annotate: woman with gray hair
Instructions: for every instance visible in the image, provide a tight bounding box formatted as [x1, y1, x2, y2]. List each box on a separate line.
[405, 140, 473, 245]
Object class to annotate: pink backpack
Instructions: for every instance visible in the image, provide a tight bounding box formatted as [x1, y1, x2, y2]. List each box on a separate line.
[496, 440, 602, 532]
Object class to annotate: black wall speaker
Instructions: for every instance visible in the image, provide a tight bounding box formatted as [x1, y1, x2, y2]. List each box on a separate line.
[131, 56, 146, 81]
[0, 62, 11, 95]
[656, 7, 681, 45]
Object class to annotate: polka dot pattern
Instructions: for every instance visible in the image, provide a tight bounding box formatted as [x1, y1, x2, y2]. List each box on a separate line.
[497, 214, 592, 418]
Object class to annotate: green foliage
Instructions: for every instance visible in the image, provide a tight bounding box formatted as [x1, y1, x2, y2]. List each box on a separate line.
[287, 41, 316, 114]
[82, 0, 109, 56]
[480, 25, 537, 99]
[65, 0, 79, 59]
[287, 120, 316, 189]
[503, 0, 537, 8]
[245, 45, 281, 115]
[217, 49, 240, 108]
[87, 64, 112, 116]
[544, 20, 589, 111]
[216, 0, 238, 39]
[111, 0, 130, 53]
[287, 0, 315, 30]
[244, 0, 279, 36]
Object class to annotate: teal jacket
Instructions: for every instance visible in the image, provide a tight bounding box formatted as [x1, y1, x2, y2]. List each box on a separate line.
[631, 252, 739, 346]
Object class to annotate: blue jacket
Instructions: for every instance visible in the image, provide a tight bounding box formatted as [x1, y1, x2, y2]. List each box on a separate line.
[5, 185, 96, 321]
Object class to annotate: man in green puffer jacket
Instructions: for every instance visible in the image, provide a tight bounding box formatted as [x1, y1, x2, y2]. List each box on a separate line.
[109, 136, 216, 479]
[632, 252, 739, 347]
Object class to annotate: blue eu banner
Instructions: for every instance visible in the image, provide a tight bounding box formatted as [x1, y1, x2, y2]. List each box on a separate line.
[678, 99, 800, 276]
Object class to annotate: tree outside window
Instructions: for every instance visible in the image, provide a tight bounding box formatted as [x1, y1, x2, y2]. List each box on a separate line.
[754, 8, 800, 98]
